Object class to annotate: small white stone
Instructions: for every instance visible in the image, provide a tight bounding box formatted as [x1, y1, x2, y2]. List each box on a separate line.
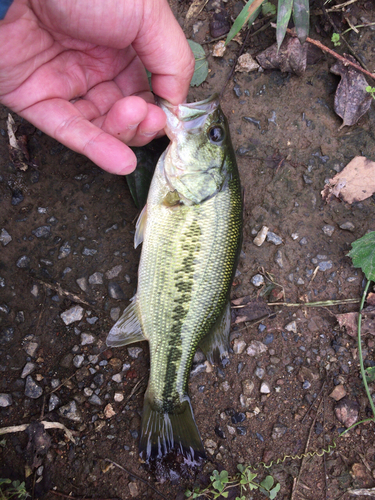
[21, 362, 36, 379]
[73, 355, 84, 368]
[235, 53, 259, 72]
[233, 339, 247, 354]
[227, 425, 236, 435]
[253, 226, 268, 246]
[114, 392, 124, 402]
[127, 347, 143, 359]
[84, 388, 93, 397]
[291, 233, 299, 240]
[285, 321, 297, 333]
[61, 305, 84, 325]
[81, 333, 95, 345]
[260, 382, 271, 394]
[212, 40, 226, 57]
[112, 373, 122, 383]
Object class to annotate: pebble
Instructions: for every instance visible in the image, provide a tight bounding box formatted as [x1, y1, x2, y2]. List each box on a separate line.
[285, 321, 297, 333]
[24, 341, 39, 357]
[212, 40, 226, 57]
[59, 401, 82, 422]
[260, 382, 271, 394]
[104, 403, 116, 418]
[58, 242, 71, 259]
[274, 250, 283, 268]
[112, 373, 122, 383]
[0, 228, 12, 246]
[128, 483, 139, 498]
[255, 367, 265, 379]
[263, 333, 274, 345]
[242, 380, 254, 396]
[21, 362, 36, 379]
[32, 225, 51, 238]
[233, 339, 247, 354]
[108, 282, 125, 300]
[88, 395, 103, 406]
[84, 388, 93, 397]
[82, 247, 97, 256]
[76, 278, 89, 292]
[81, 333, 95, 345]
[302, 380, 311, 389]
[236, 426, 247, 436]
[231, 412, 246, 424]
[73, 355, 85, 368]
[227, 425, 236, 435]
[0, 394, 12, 407]
[246, 341, 268, 356]
[329, 384, 346, 401]
[335, 398, 359, 428]
[61, 305, 84, 325]
[340, 222, 355, 231]
[221, 381, 231, 392]
[128, 347, 143, 359]
[272, 423, 287, 439]
[114, 392, 124, 402]
[16, 255, 30, 268]
[253, 226, 268, 246]
[299, 237, 308, 246]
[322, 225, 335, 236]
[235, 53, 259, 72]
[233, 84, 242, 98]
[318, 260, 333, 271]
[110, 307, 121, 321]
[251, 274, 264, 287]
[89, 272, 103, 285]
[291, 233, 299, 240]
[266, 231, 283, 245]
[106, 265, 122, 279]
[25, 375, 43, 399]
[48, 394, 60, 411]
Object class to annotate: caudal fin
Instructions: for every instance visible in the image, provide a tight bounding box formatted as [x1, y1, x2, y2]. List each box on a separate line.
[139, 395, 206, 465]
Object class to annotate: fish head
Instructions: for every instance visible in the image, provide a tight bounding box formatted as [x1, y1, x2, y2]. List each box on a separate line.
[157, 94, 234, 204]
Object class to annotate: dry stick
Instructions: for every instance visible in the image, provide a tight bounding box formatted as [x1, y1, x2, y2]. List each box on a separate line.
[281, 26, 375, 81]
[36, 278, 93, 307]
[103, 459, 169, 500]
[291, 398, 324, 500]
[0, 421, 75, 443]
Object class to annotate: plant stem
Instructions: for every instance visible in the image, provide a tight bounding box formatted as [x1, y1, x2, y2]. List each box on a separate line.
[357, 280, 375, 418]
[267, 298, 359, 307]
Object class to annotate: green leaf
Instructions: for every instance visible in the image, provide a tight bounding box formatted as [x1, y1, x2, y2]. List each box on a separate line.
[225, 0, 265, 45]
[237, 464, 245, 473]
[276, 0, 293, 49]
[269, 483, 281, 499]
[220, 470, 229, 483]
[246, 471, 257, 482]
[262, 1, 276, 16]
[222, 493, 229, 498]
[347, 231, 375, 281]
[261, 475, 274, 491]
[185, 489, 192, 497]
[187, 40, 208, 87]
[293, 0, 309, 44]
[365, 366, 375, 383]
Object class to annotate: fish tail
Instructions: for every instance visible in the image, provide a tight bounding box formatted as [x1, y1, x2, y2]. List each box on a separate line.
[139, 393, 206, 465]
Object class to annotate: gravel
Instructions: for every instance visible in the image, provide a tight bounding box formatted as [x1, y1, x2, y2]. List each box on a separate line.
[60, 305, 84, 325]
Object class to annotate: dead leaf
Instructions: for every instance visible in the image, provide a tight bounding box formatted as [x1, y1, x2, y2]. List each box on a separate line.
[321, 156, 375, 204]
[25, 422, 52, 469]
[184, 0, 209, 27]
[232, 297, 271, 324]
[330, 54, 372, 128]
[7, 113, 29, 171]
[335, 306, 375, 337]
[367, 292, 375, 306]
[256, 37, 307, 76]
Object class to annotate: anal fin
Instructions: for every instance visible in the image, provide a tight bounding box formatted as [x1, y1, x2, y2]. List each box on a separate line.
[106, 296, 146, 347]
[199, 300, 231, 365]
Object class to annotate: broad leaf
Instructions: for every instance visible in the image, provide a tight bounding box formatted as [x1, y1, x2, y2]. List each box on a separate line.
[188, 40, 208, 86]
[260, 475, 274, 491]
[365, 366, 375, 383]
[276, 0, 293, 49]
[347, 231, 375, 282]
[225, 0, 265, 45]
[293, 0, 309, 44]
[269, 483, 281, 499]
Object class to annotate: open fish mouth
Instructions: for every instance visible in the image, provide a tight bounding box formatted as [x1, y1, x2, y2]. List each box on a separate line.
[157, 94, 220, 136]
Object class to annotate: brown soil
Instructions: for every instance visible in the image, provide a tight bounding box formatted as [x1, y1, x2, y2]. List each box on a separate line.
[1, 1, 375, 499]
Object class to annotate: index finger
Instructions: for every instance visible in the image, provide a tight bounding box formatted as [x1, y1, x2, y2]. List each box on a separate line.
[132, 0, 195, 105]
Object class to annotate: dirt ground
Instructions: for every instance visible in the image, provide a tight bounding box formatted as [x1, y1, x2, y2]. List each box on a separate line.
[1, 1, 375, 499]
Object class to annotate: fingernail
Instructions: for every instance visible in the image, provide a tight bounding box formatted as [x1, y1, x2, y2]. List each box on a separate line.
[119, 163, 136, 175]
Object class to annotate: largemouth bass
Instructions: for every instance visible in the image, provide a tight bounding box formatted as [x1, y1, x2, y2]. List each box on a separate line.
[106, 94, 242, 464]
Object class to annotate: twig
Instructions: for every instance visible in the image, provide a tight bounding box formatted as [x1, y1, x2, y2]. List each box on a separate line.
[325, 0, 359, 12]
[0, 421, 76, 442]
[103, 459, 169, 500]
[36, 278, 94, 307]
[276, 25, 375, 81]
[268, 298, 359, 307]
[123, 376, 146, 406]
[49, 491, 118, 500]
[347, 488, 375, 496]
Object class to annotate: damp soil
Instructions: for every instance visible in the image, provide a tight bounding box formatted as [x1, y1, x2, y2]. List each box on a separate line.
[1, 1, 375, 499]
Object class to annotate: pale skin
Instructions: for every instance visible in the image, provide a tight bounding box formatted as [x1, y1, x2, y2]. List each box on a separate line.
[0, 0, 195, 174]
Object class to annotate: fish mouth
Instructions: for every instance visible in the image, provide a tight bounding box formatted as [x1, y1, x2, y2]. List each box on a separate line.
[157, 94, 220, 136]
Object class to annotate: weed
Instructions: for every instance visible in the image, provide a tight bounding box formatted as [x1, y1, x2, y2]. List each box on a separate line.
[0, 479, 29, 500]
[331, 33, 340, 46]
[366, 86, 375, 100]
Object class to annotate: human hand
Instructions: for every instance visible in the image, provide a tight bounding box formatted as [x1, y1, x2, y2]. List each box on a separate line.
[0, 0, 195, 174]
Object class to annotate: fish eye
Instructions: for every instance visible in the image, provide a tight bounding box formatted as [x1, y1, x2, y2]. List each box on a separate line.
[208, 126, 225, 143]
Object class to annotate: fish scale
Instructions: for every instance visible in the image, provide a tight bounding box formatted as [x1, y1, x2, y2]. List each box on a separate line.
[106, 94, 242, 465]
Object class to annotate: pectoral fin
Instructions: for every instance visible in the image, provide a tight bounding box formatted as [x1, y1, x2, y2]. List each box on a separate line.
[199, 300, 231, 365]
[106, 296, 146, 347]
[134, 205, 147, 249]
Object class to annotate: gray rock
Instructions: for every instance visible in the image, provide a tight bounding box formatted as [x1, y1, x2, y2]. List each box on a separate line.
[58, 241, 71, 259]
[339, 222, 355, 231]
[272, 423, 287, 439]
[251, 274, 264, 287]
[285, 321, 297, 333]
[73, 355, 84, 368]
[16, 255, 30, 268]
[274, 250, 284, 268]
[21, 362, 36, 379]
[24, 341, 38, 357]
[61, 305, 84, 325]
[76, 278, 89, 292]
[81, 333, 95, 345]
[89, 272, 103, 285]
[128, 347, 143, 359]
[335, 398, 359, 428]
[246, 341, 268, 357]
[299, 237, 308, 246]
[106, 265, 122, 279]
[0, 393, 13, 407]
[25, 376, 43, 399]
[59, 401, 83, 422]
[110, 307, 121, 322]
[318, 260, 333, 271]
[51, 378, 60, 389]
[260, 382, 271, 394]
[322, 225, 335, 236]
[112, 373, 122, 383]
[82, 247, 97, 256]
[32, 225, 51, 238]
[86, 316, 98, 325]
[255, 367, 265, 379]
[242, 380, 254, 396]
[88, 394, 103, 406]
[48, 394, 60, 411]
[233, 339, 247, 354]
[266, 231, 283, 245]
[108, 282, 125, 299]
[0, 228, 12, 246]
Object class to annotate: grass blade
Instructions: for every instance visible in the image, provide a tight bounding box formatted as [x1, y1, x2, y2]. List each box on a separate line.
[276, 0, 293, 49]
[293, 0, 309, 44]
[225, 0, 265, 44]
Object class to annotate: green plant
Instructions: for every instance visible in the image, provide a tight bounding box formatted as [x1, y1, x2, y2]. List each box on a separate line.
[185, 466, 280, 499]
[0, 479, 29, 500]
[331, 32, 341, 46]
[366, 86, 375, 100]
[226, 0, 309, 49]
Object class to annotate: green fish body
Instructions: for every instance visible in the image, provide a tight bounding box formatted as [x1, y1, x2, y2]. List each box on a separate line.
[106, 95, 242, 464]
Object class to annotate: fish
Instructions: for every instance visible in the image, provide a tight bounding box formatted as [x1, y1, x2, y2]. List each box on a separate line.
[106, 94, 243, 466]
